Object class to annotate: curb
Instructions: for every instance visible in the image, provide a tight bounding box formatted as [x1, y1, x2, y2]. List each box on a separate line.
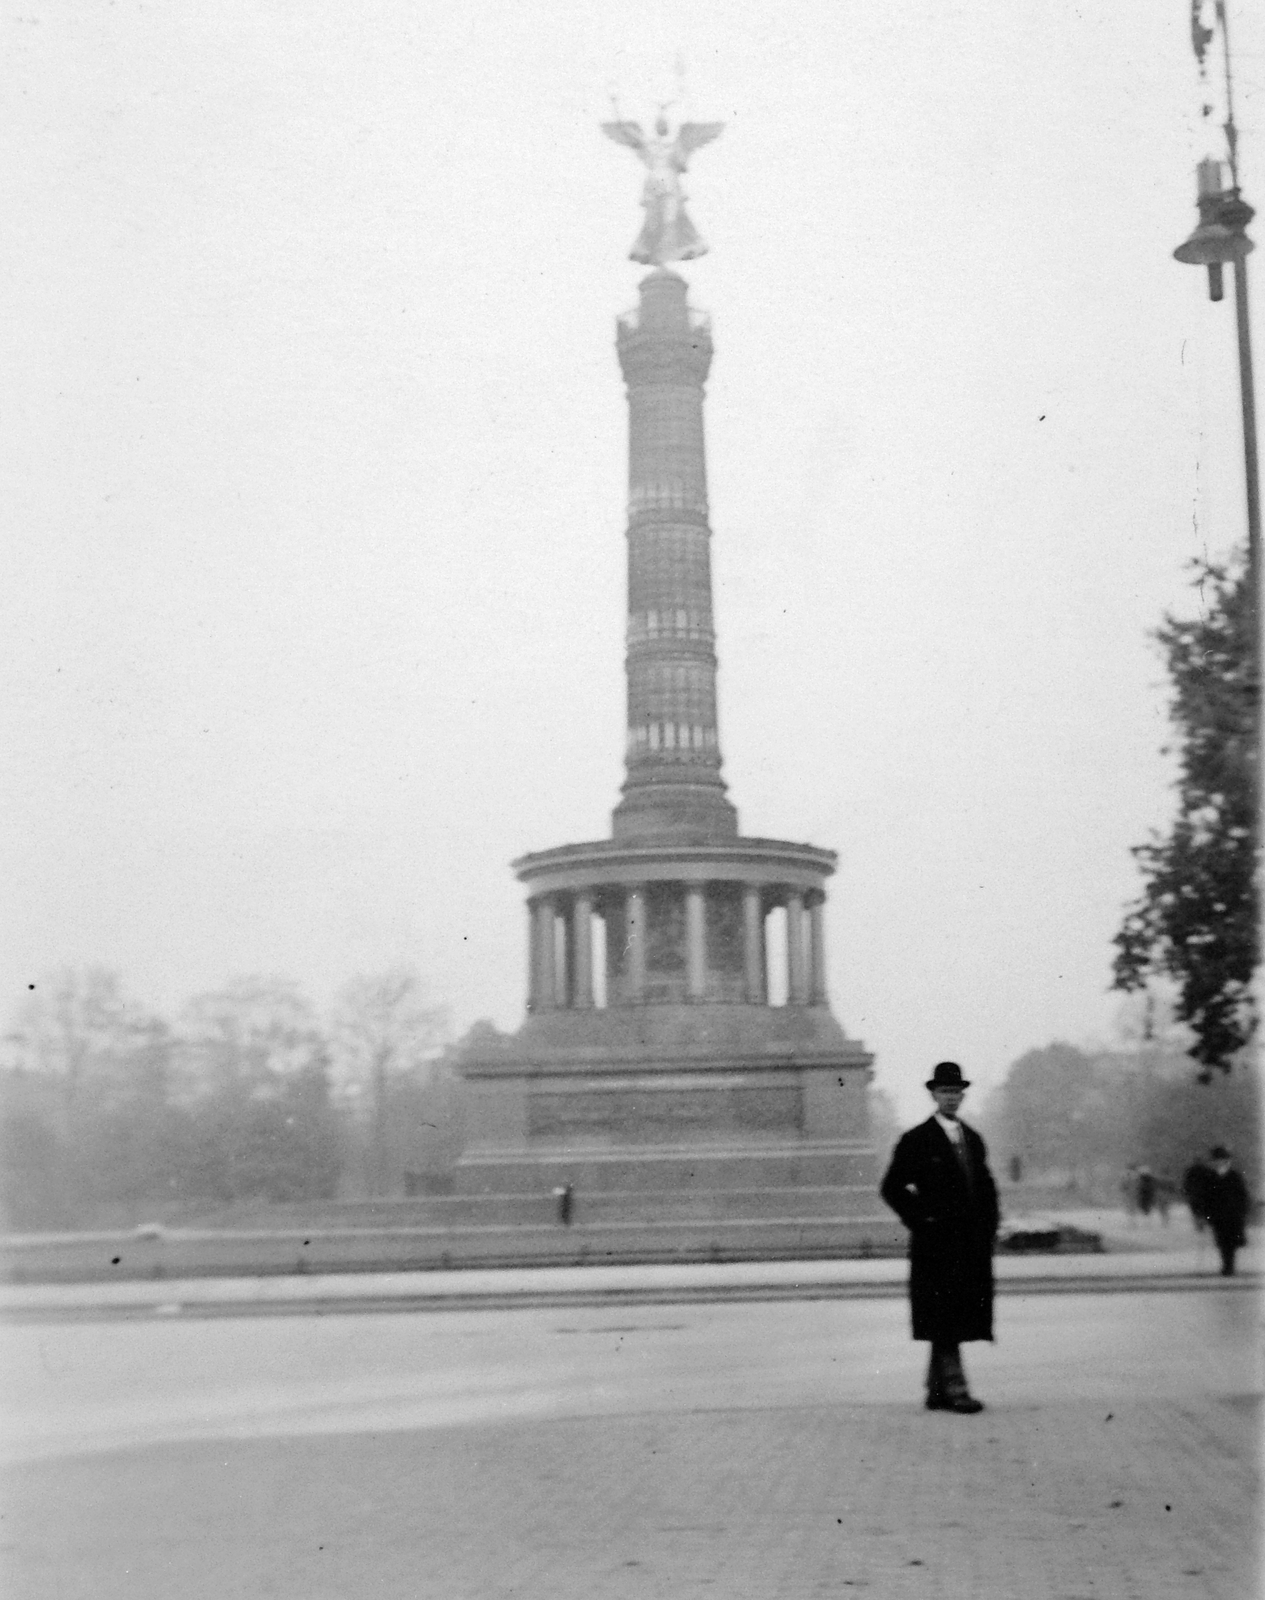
[1, 1267, 1256, 1324]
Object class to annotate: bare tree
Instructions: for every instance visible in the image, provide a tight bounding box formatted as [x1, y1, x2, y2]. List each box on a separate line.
[331, 968, 449, 1196]
[179, 975, 321, 1098]
[2, 968, 176, 1226]
[8, 967, 169, 1123]
[868, 1086, 902, 1159]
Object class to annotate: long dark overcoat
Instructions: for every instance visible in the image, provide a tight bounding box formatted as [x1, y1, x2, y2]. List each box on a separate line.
[880, 1117, 999, 1344]
[1202, 1168, 1250, 1246]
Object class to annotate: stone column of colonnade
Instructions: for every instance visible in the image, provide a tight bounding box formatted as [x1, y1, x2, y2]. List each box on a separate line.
[808, 892, 829, 1005]
[743, 884, 767, 1003]
[685, 885, 708, 1000]
[528, 899, 555, 1012]
[527, 883, 830, 1011]
[786, 892, 809, 1006]
[571, 894, 594, 1008]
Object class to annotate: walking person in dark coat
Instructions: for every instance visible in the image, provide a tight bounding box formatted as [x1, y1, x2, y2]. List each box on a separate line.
[880, 1061, 1000, 1414]
[1182, 1157, 1211, 1232]
[1202, 1146, 1250, 1276]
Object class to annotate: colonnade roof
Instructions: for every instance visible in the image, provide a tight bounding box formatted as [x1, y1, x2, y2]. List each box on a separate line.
[513, 835, 837, 895]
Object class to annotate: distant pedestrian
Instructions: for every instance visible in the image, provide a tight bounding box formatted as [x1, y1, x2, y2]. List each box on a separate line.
[880, 1062, 999, 1415]
[1136, 1167, 1156, 1218]
[1183, 1158, 1211, 1230]
[1121, 1166, 1140, 1224]
[1183, 1157, 1212, 1260]
[553, 1182, 575, 1226]
[1202, 1148, 1250, 1277]
[1008, 1154, 1023, 1184]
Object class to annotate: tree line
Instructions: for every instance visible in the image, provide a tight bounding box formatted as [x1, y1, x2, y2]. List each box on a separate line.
[6, 969, 1256, 1234]
[973, 1035, 1260, 1202]
[1, 967, 465, 1232]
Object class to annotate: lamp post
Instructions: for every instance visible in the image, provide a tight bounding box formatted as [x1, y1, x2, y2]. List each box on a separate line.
[1174, 160, 1259, 625]
[1175, 0, 1262, 761]
[1173, 150, 1262, 1019]
[1177, 159, 1253, 758]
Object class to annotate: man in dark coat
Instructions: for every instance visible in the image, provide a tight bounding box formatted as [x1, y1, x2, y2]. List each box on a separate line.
[880, 1061, 1000, 1413]
[1202, 1146, 1250, 1276]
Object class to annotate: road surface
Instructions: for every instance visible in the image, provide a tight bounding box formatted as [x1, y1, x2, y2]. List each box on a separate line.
[2, 1285, 1260, 1598]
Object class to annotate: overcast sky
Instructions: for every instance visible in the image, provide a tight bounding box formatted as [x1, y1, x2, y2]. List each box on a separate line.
[3, 1, 1261, 1123]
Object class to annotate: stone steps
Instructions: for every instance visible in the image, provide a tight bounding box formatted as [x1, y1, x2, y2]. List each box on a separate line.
[0, 1212, 907, 1282]
[333, 1186, 873, 1227]
[456, 1144, 876, 1194]
[74, 1184, 885, 1234]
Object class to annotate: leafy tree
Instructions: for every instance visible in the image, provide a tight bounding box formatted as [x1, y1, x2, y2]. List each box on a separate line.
[980, 1042, 1103, 1180]
[1113, 556, 1257, 1076]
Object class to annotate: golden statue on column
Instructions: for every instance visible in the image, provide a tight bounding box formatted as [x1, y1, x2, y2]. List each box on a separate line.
[602, 113, 724, 265]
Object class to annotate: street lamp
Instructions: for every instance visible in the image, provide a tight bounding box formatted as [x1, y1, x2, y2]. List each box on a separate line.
[1173, 157, 1253, 303]
[1173, 160, 1260, 593]
[1173, 138, 1262, 1032]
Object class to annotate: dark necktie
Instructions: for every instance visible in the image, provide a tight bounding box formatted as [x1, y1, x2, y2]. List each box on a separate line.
[947, 1125, 973, 1187]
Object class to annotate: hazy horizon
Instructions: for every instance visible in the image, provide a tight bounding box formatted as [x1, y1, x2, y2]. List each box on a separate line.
[4, 0, 1260, 1126]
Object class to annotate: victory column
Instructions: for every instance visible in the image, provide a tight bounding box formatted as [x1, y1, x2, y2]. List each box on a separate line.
[453, 116, 893, 1262]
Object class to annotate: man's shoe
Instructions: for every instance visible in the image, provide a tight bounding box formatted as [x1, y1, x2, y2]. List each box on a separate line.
[944, 1393, 984, 1414]
[925, 1392, 950, 1410]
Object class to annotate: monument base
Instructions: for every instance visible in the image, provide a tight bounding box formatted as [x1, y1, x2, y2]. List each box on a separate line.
[453, 1003, 899, 1259]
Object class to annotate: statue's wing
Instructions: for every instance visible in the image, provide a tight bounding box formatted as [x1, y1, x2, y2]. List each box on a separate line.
[601, 120, 645, 151]
[676, 121, 724, 158]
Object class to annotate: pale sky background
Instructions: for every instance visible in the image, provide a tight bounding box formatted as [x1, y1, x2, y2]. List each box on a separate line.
[3, 1, 1261, 1124]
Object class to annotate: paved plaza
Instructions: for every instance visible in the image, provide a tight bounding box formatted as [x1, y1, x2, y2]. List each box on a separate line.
[6, 1390, 1259, 1600]
[2, 1251, 1259, 1600]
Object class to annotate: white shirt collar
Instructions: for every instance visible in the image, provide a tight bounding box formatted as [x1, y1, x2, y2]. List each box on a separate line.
[934, 1112, 964, 1141]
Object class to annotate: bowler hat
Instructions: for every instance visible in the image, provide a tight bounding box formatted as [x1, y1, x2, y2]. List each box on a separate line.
[926, 1061, 971, 1091]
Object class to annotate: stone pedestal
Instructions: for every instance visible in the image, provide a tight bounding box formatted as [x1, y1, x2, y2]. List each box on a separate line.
[456, 838, 889, 1253]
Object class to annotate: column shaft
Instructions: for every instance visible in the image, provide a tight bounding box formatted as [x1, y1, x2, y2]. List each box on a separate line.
[561, 906, 575, 1007]
[809, 897, 828, 1004]
[787, 891, 809, 1005]
[527, 902, 539, 1010]
[686, 885, 708, 1001]
[573, 894, 594, 1009]
[625, 886, 647, 1002]
[743, 885, 765, 1003]
[534, 899, 557, 1011]
[612, 270, 737, 842]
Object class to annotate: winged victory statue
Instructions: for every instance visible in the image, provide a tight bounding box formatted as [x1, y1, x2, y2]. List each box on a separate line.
[601, 113, 724, 266]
